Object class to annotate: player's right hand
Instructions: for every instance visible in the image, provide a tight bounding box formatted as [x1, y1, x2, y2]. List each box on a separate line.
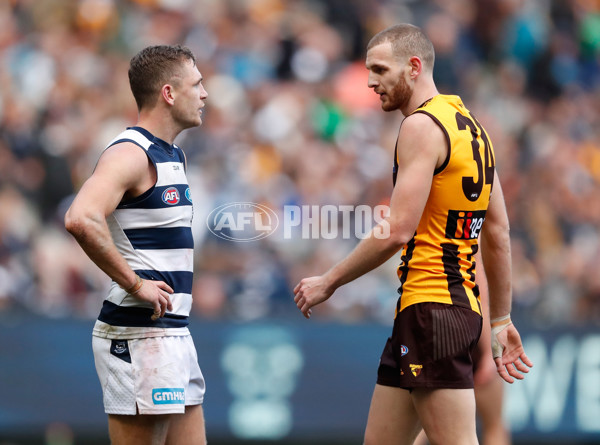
[133, 279, 174, 320]
[293, 276, 333, 319]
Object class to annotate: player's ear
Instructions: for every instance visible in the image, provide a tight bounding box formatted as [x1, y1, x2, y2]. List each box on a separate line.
[161, 84, 175, 106]
[408, 56, 422, 79]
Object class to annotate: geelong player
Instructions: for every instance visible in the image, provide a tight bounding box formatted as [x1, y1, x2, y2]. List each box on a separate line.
[65, 45, 208, 445]
[294, 24, 532, 444]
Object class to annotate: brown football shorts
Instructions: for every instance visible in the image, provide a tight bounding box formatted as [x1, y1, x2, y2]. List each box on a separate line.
[377, 302, 482, 389]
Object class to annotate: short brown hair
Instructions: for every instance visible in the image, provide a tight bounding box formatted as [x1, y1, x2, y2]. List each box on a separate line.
[367, 24, 435, 71]
[128, 45, 196, 111]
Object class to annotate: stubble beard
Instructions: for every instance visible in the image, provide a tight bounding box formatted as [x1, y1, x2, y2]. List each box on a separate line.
[382, 77, 413, 112]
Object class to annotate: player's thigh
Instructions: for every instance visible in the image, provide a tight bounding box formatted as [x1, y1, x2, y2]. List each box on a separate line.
[108, 413, 170, 445]
[166, 404, 206, 445]
[411, 388, 478, 445]
[364, 383, 421, 445]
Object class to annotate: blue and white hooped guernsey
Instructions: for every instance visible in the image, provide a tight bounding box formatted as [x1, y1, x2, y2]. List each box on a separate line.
[93, 127, 194, 340]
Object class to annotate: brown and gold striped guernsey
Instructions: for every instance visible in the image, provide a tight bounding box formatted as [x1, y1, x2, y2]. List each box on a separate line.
[394, 95, 495, 316]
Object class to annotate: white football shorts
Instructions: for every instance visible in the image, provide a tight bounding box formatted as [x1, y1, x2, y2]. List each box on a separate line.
[92, 334, 205, 415]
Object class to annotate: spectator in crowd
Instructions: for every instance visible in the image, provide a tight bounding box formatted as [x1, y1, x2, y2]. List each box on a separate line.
[0, 0, 598, 326]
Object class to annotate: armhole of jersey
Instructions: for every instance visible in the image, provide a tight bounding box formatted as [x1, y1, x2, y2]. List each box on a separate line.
[93, 139, 148, 174]
[108, 140, 158, 208]
[411, 110, 451, 175]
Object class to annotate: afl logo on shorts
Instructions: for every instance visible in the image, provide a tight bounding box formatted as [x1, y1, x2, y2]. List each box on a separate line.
[400, 345, 409, 356]
[162, 187, 180, 205]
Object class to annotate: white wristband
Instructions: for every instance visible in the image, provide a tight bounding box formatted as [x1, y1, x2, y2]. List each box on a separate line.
[491, 314, 511, 325]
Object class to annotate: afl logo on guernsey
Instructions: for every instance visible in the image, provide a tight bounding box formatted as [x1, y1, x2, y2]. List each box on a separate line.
[162, 187, 180, 205]
[400, 345, 409, 356]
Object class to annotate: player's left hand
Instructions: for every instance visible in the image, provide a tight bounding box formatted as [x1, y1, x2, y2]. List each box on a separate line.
[293, 276, 334, 319]
[492, 322, 533, 383]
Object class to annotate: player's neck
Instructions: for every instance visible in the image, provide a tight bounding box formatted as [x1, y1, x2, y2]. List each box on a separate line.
[402, 81, 439, 116]
[135, 111, 181, 145]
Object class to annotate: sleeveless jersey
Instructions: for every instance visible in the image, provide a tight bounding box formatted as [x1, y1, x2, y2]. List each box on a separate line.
[93, 126, 194, 339]
[394, 95, 495, 315]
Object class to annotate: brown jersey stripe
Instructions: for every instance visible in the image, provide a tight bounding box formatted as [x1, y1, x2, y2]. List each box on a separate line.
[465, 244, 483, 314]
[397, 235, 417, 297]
[440, 243, 471, 309]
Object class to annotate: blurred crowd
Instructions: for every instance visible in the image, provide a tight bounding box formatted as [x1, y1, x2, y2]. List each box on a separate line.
[0, 0, 599, 327]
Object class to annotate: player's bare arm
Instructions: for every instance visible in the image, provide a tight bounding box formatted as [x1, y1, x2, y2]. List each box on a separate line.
[294, 113, 446, 318]
[480, 173, 533, 382]
[480, 173, 512, 318]
[65, 143, 173, 318]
